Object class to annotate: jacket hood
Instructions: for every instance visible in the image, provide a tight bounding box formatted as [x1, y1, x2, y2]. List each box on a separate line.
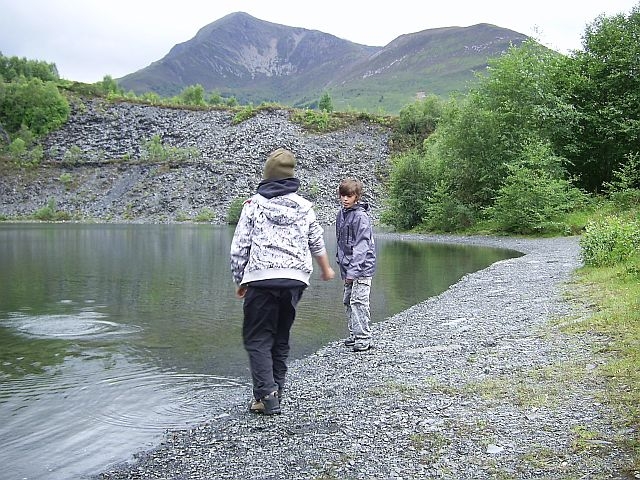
[257, 178, 299, 198]
[342, 202, 370, 213]
[253, 192, 313, 226]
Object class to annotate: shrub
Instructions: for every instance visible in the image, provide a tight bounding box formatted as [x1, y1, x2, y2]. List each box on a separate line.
[380, 151, 432, 230]
[62, 145, 83, 164]
[605, 153, 640, 209]
[226, 197, 247, 224]
[0, 78, 69, 135]
[140, 135, 199, 163]
[486, 140, 586, 234]
[319, 92, 333, 112]
[32, 198, 71, 221]
[194, 208, 215, 222]
[424, 180, 475, 232]
[59, 172, 73, 190]
[488, 163, 585, 234]
[8, 137, 43, 168]
[8, 137, 26, 156]
[232, 105, 256, 124]
[580, 217, 640, 267]
[290, 109, 331, 132]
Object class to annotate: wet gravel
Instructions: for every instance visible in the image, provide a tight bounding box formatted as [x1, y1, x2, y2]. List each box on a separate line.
[94, 234, 635, 479]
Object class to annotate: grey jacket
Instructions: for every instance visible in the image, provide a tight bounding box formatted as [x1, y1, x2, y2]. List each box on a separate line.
[230, 182, 327, 286]
[335, 202, 376, 280]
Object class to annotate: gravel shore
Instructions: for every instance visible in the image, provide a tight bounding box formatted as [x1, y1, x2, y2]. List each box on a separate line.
[95, 234, 633, 479]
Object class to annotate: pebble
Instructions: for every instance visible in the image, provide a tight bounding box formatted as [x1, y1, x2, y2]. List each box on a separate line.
[94, 234, 636, 479]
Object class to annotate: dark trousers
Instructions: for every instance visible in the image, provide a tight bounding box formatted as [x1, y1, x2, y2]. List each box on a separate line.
[242, 286, 304, 400]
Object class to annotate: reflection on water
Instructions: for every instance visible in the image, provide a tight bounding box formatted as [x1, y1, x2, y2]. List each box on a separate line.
[0, 223, 519, 479]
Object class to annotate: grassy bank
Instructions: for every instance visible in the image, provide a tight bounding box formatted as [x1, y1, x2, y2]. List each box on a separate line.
[566, 263, 640, 474]
[561, 205, 640, 475]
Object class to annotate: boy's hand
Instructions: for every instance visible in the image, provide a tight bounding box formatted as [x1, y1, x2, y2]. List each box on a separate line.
[321, 267, 335, 281]
[235, 285, 247, 298]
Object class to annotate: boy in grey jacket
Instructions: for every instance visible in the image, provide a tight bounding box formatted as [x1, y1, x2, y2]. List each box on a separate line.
[336, 178, 376, 352]
[230, 148, 335, 415]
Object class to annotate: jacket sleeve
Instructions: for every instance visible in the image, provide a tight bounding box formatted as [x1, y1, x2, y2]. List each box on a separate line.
[307, 208, 327, 257]
[229, 201, 254, 285]
[348, 212, 375, 278]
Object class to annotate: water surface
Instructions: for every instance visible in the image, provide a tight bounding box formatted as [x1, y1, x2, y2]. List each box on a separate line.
[0, 223, 519, 479]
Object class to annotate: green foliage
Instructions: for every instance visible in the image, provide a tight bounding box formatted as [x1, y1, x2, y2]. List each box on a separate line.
[226, 197, 247, 224]
[207, 91, 223, 105]
[580, 217, 640, 267]
[7, 137, 43, 168]
[420, 98, 510, 216]
[319, 92, 333, 112]
[444, 41, 574, 209]
[95, 75, 122, 96]
[179, 84, 206, 106]
[8, 137, 26, 156]
[397, 94, 444, 147]
[380, 151, 432, 230]
[486, 140, 586, 234]
[0, 52, 59, 82]
[383, 15, 640, 233]
[59, 172, 74, 190]
[0, 77, 70, 135]
[423, 180, 475, 232]
[194, 208, 215, 222]
[290, 109, 333, 132]
[605, 152, 640, 208]
[15, 123, 35, 146]
[62, 145, 84, 164]
[140, 135, 200, 162]
[564, 6, 640, 191]
[232, 105, 257, 124]
[139, 91, 162, 104]
[32, 198, 71, 221]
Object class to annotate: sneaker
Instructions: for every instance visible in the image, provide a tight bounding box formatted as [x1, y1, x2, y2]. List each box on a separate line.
[344, 337, 355, 347]
[249, 391, 281, 415]
[353, 343, 372, 352]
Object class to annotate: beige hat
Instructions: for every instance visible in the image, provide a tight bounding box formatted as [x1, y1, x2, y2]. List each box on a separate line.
[263, 148, 296, 180]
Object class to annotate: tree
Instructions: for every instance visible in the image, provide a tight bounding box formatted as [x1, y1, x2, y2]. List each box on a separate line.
[208, 91, 223, 105]
[487, 140, 585, 234]
[398, 94, 443, 138]
[0, 52, 59, 82]
[96, 75, 121, 95]
[0, 77, 69, 135]
[384, 40, 579, 231]
[564, 5, 640, 191]
[380, 151, 432, 230]
[179, 84, 206, 106]
[319, 92, 333, 112]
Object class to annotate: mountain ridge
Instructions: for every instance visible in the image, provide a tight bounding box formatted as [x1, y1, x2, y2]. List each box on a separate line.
[117, 12, 529, 113]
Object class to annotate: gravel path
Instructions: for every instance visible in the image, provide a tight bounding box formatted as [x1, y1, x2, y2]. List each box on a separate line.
[95, 234, 633, 479]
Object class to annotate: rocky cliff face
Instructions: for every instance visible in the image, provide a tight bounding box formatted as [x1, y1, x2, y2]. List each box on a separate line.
[0, 99, 391, 225]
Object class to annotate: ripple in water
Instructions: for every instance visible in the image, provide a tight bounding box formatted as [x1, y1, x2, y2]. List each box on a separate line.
[5, 311, 142, 339]
[92, 371, 245, 431]
[0, 360, 245, 480]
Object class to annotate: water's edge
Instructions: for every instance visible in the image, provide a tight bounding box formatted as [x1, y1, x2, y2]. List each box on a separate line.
[95, 234, 620, 480]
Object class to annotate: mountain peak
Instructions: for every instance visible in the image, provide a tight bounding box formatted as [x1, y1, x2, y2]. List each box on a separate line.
[118, 14, 529, 113]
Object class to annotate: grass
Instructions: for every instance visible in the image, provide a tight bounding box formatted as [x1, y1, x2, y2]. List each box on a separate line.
[562, 261, 640, 473]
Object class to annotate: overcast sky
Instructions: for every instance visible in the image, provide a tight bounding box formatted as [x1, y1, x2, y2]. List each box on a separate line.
[1, 0, 638, 83]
